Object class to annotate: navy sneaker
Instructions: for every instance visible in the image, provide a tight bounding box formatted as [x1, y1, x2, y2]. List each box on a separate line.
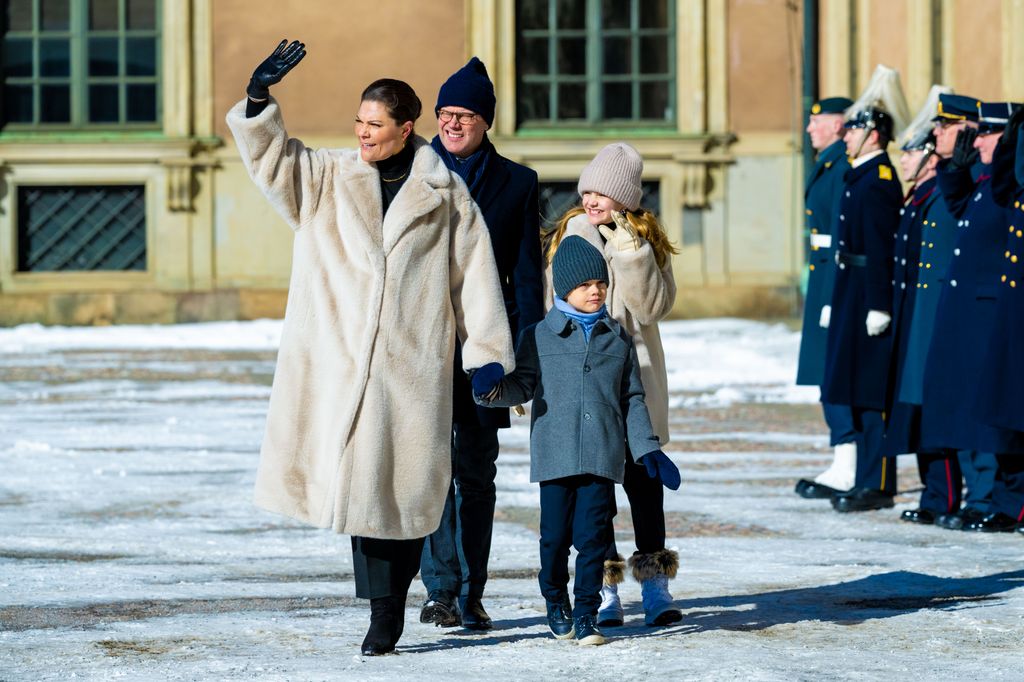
[573, 613, 606, 646]
[545, 595, 574, 639]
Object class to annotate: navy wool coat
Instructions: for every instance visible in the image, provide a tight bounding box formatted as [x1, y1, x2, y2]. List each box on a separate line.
[797, 139, 852, 386]
[822, 152, 903, 410]
[882, 178, 938, 456]
[920, 160, 1024, 453]
[974, 137, 1024, 433]
[448, 144, 545, 429]
[477, 307, 661, 484]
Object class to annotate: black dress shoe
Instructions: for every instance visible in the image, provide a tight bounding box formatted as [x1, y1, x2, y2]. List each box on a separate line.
[831, 487, 895, 513]
[963, 511, 1019, 533]
[460, 597, 494, 631]
[900, 508, 936, 524]
[935, 507, 985, 530]
[419, 593, 461, 627]
[362, 595, 405, 656]
[795, 479, 842, 499]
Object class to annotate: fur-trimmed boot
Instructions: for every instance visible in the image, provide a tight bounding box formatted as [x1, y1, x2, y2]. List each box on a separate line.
[631, 549, 682, 627]
[596, 555, 626, 627]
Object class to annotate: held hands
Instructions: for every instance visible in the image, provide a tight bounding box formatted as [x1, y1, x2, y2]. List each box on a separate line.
[950, 127, 979, 170]
[471, 362, 505, 402]
[639, 450, 681, 491]
[597, 211, 640, 252]
[866, 310, 891, 336]
[248, 39, 307, 101]
[819, 305, 831, 329]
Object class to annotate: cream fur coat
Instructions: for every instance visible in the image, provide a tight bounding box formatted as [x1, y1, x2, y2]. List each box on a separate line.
[546, 213, 676, 444]
[227, 99, 514, 539]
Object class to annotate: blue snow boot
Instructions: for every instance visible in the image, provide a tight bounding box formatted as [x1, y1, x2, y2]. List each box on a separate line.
[546, 595, 575, 639]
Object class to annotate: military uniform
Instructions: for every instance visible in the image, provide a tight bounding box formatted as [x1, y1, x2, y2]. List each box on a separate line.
[822, 113, 904, 509]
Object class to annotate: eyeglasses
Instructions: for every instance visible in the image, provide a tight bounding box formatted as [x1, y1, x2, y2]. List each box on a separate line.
[437, 109, 479, 124]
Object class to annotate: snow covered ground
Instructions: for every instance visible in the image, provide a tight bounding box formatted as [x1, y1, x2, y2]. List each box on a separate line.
[0, 318, 1021, 681]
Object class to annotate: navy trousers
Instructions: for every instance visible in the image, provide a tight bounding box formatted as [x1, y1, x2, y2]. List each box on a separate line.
[603, 457, 666, 562]
[916, 451, 963, 514]
[958, 451, 997, 512]
[352, 536, 426, 600]
[853, 409, 895, 493]
[420, 425, 500, 601]
[990, 455, 1024, 520]
[539, 475, 615, 619]
[823, 400, 857, 447]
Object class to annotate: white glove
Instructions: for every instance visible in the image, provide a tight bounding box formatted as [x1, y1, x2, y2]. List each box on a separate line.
[597, 211, 640, 252]
[866, 310, 891, 336]
[819, 305, 831, 328]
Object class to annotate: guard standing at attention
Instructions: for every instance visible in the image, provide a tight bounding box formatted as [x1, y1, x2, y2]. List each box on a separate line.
[795, 97, 858, 500]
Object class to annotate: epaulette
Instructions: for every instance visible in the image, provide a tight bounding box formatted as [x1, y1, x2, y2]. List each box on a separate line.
[878, 165, 893, 181]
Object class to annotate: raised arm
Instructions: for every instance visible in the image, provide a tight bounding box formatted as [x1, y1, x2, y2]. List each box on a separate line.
[599, 213, 676, 325]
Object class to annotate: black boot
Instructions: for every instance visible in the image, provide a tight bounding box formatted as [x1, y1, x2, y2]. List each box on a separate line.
[361, 595, 405, 656]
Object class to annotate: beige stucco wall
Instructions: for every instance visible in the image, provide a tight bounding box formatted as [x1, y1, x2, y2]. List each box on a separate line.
[951, 0, 1002, 99]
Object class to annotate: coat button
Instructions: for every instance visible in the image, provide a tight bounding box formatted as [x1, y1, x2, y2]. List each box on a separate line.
[809, 264, 815, 271]
[840, 215, 845, 221]
[900, 208, 905, 215]
[1002, 274, 1008, 282]
[901, 282, 906, 289]
[954, 248, 960, 256]
[584, 413, 592, 420]
[584, 365, 592, 372]
[901, 258, 906, 265]
[951, 280, 957, 287]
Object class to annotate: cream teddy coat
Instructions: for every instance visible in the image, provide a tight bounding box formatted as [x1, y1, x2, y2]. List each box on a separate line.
[546, 213, 676, 444]
[227, 99, 514, 539]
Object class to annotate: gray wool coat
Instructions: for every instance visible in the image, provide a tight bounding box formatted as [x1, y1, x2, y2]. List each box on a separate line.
[477, 306, 661, 483]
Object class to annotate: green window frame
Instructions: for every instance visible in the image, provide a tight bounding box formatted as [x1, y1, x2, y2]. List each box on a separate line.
[1, 0, 161, 131]
[516, 0, 675, 129]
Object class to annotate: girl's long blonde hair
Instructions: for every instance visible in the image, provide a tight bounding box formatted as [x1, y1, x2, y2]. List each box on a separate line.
[543, 206, 680, 269]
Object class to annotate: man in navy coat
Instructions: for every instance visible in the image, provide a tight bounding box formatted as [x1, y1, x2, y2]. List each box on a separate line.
[822, 106, 904, 512]
[419, 58, 545, 629]
[794, 97, 859, 500]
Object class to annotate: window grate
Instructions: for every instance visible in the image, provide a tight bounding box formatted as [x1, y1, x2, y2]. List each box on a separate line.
[17, 184, 146, 271]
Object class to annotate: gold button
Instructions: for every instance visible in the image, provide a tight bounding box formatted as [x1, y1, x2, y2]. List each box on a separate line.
[918, 262, 923, 267]
[1011, 226, 1016, 233]
[1018, 231, 1023, 238]
[926, 263, 931, 268]
[806, 209, 813, 215]
[931, 222, 937, 227]
[1007, 251, 1011, 258]
[916, 283, 921, 288]
[1014, 255, 1019, 263]
[809, 264, 816, 271]
[929, 243, 934, 248]
[1002, 274, 1008, 282]
[1013, 281, 1018, 288]
[1016, 201, 1021, 208]
[811, 228, 818, 233]
[923, 284, 928, 289]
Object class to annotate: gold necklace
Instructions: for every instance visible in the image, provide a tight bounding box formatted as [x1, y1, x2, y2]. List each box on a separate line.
[381, 171, 407, 183]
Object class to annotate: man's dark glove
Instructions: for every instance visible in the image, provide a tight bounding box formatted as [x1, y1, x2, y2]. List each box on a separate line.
[950, 127, 979, 171]
[639, 450, 681, 491]
[471, 362, 504, 402]
[247, 39, 306, 101]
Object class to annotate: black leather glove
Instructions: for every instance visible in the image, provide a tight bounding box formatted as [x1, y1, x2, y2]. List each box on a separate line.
[247, 39, 306, 101]
[1001, 106, 1024, 152]
[949, 127, 979, 171]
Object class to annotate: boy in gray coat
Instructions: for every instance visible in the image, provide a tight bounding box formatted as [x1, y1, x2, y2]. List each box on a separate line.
[473, 235, 680, 645]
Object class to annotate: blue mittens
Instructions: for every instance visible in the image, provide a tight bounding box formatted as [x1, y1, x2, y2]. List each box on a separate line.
[640, 450, 681, 490]
[471, 362, 505, 401]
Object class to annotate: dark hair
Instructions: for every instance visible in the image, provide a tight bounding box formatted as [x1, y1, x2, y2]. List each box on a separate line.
[360, 79, 422, 126]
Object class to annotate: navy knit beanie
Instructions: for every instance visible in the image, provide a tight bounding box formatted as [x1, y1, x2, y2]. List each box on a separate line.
[552, 236, 608, 299]
[436, 57, 496, 127]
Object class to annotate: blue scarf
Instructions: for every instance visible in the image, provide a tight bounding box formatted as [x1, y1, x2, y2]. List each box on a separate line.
[553, 298, 607, 342]
[430, 134, 494, 197]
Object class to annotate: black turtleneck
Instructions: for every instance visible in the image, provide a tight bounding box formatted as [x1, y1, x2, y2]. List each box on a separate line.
[377, 141, 415, 216]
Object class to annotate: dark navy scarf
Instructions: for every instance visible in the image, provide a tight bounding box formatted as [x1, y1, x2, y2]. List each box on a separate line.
[430, 133, 494, 198]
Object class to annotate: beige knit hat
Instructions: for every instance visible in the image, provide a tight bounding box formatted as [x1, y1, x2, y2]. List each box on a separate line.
[577, 142, 644, 211]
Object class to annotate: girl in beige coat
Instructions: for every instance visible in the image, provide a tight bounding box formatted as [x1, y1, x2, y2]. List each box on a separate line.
[545, 143, 682, 628]
[227, 41, 513, 656]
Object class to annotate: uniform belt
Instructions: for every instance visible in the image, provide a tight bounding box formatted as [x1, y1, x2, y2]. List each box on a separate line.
[836, 252, 867, 267]
[809, 234, 832, 248]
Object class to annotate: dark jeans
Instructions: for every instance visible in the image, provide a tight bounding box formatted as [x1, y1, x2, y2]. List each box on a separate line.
[603, 457, 666, 562]
[351, 535, 426, 600]
[822, 400, 857, 446]
[853, 408, 895, 493]
[420, 425, 500, 601]
[958, 451, 997, 512]
[539, 474, 615, 619]
[916, 451, 963, 514]
[990, 454, 1024, 520]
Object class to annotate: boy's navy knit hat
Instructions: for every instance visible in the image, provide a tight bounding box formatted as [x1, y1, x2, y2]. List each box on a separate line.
[552, 236, 608, 299]
[436, 57, 496, 127]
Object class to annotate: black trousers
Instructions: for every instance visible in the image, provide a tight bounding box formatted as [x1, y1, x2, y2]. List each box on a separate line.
[916, 450, 963, 514]
[603, 457, 666, 562]
[990, 454, 1024, 519]
[538, 474, 615, 618]
[351, 535, 426, 600]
